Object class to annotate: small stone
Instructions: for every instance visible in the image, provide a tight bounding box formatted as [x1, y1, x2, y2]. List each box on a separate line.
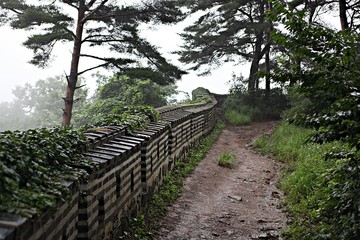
[257, 219, 267, 223]
[228, 195, 242, 201]
[271, 191, 280, 198]
[226, 230, 234, 235]
[218, 219, 230, 225]
[258, 233, 269, 238]
[212, 232, 219, 236]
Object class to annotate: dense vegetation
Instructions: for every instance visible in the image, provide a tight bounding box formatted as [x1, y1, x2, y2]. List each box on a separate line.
[0, 127, 90, 217]
[254, 123, 359, 239]
[0, 72, 175, 217]
[252, 0, 360, 238]
[0, 99, 162, 217]
[222, 75, 288, 125]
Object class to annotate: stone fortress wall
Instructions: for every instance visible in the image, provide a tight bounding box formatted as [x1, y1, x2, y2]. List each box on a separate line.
[0, 99, 217, 240]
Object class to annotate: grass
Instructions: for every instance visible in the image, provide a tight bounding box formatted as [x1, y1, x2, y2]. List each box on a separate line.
[225, 110, 251, 126]
[218, 152, 236, 168]
[253, 122, 352, 239]
[119, 120, 225, 239]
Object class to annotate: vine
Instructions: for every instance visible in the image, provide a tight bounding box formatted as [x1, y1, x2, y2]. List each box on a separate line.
[0, 127, 92, 217]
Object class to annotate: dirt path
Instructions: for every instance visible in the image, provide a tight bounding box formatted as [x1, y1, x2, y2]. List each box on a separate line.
[155, 122, 287, 240]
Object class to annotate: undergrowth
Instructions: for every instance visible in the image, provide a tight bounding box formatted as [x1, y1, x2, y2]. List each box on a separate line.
[224, 110, 251, 126]
[121, 120, 225, 239]
[253, 123, 358, 239]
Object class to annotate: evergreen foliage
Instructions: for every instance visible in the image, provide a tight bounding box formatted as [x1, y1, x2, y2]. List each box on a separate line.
[0, 0, 185, 125]
[176, 0, 272, 92]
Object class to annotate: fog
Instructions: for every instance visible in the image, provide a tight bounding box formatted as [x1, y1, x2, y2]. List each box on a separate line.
[0, 2, 245, 104]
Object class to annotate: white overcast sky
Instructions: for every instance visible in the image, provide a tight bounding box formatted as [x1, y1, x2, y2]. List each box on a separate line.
[0, 1, 249, 103]
[0, 0, 343, 104]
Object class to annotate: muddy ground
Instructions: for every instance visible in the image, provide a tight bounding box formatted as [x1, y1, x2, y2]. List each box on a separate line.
[155, 121, 287, 240]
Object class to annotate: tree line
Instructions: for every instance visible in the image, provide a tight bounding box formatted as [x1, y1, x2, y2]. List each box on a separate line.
[0, 74, 177, 131]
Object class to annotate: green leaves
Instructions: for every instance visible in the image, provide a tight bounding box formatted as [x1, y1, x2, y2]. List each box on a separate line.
[269, 1, 360, 238]
[0, 127, 91, 217]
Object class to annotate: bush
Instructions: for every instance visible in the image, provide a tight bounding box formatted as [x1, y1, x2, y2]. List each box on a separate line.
[225, 111, 251, 126]
[191, 87, 210, 101]
[223, 76, 288, 121]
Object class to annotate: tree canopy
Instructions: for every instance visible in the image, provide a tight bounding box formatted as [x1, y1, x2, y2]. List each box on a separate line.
[72, 73, 177, 126]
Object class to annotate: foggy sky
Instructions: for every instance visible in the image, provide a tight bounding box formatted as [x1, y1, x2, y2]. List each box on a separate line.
[0, 11, 242, 103]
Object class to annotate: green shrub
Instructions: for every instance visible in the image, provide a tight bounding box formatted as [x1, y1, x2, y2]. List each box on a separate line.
[223, 75, 288, 121]
[218, 152, 236, 168]
[225, 111, 251, 126]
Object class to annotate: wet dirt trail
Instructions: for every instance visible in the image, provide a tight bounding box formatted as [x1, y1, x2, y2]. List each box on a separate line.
[155, 121, 287, 240]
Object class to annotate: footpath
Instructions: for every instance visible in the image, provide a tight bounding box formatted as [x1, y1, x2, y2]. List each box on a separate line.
[155, 122, 287, 240]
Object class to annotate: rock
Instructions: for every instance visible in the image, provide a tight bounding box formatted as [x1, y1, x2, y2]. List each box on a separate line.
[226, 230, 234, 235]
[257, 219, 267, 223]
[212, 232, 219, 236]
[258, 233, 269, 238]
[271, 191, 280, 198]
[218, 219, 230, 225]
[228, 195, 242, 202]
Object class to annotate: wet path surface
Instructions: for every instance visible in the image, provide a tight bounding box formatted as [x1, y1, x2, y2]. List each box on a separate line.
[155, 122, 287, 240]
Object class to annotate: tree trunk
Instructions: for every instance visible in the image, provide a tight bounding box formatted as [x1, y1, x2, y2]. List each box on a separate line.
[265, 1, 272, 95]
[248, 33, 262, 102]
[265, 47, 270, 92]
[248, 0, 265, 98]
[62, 3, 85, 126]
[339, 0, 348, 30]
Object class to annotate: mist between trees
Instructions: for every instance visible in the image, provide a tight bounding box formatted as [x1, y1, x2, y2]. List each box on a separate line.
[0, 74, 179, 132]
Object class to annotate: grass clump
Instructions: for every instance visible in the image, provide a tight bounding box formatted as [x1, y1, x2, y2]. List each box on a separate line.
[120, 120, 225, 239]
[225, 110, 251, 126]
[218, 152, 236, 168]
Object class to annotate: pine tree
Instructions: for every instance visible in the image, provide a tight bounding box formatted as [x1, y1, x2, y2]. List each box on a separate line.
[177, 0, 271, 95]
[0, 0, 185, 126]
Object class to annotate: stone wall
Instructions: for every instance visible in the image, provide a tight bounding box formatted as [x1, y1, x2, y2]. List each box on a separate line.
[0, 100, 216, 240]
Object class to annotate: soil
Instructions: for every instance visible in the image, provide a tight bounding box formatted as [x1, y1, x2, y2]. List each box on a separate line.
[155, 121, 287, 240]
